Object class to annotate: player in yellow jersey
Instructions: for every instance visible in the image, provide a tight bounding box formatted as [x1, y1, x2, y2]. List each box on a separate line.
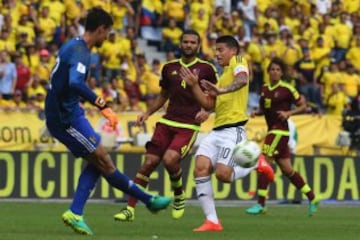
[180, 35, 274, 232]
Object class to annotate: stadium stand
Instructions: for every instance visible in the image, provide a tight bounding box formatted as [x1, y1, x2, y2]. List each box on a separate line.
[0, 0, 358, 117]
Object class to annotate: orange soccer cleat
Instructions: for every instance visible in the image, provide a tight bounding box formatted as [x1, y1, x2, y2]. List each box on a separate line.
[193, 220, 223, 232]
[257, 154, 274, 182]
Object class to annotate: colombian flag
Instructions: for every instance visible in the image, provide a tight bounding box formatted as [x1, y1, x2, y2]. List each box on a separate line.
[140, 0, 157, 26]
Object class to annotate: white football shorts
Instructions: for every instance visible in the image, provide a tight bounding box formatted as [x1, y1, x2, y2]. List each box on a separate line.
[195, 126, 247, 167]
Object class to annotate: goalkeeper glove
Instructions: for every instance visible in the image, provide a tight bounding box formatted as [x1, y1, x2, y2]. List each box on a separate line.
[95, 97, 118, 130]
[101, 107, 118, 130]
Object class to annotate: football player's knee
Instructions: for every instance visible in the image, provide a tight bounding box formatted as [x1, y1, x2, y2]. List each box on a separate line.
[215, 170, 231, 183]
[193, 165, 210, 177]
[143, 157, 161, 171]
[162, 156, 176, 167]
[281, 166, 294, 177]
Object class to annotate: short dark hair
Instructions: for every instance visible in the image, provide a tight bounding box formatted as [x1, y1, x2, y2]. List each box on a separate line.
[180, 29, 201, 44]
[216, 35, 240, 54]
[85, 7, 113, 32]
[267, 57, 287, 74]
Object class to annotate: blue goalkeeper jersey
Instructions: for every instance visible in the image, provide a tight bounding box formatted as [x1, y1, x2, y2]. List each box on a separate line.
[45, 37, 98, 125]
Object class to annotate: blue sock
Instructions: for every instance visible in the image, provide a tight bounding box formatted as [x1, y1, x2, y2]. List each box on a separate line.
[105, 170, 152, 205]
[70, 164, 100, 215]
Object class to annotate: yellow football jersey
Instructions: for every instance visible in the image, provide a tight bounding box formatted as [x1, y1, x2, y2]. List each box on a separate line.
[214, 55, 249, 129]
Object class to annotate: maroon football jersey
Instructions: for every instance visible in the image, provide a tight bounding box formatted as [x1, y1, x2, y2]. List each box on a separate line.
[160, 58, 217, 124]
[260, 81, 301, 131]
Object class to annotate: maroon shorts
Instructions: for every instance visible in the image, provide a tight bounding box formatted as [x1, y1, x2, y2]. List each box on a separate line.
[263, 132, 290, 159]
[146, 122, 198, 158]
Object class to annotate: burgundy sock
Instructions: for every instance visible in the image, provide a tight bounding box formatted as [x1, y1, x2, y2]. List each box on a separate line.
[257, 173, 270, 207]
[128, 170, 151, 208]
[288, 172, 315, 201]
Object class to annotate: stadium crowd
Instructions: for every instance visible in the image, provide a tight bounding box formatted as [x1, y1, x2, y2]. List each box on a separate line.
[0, 0, 360, 116]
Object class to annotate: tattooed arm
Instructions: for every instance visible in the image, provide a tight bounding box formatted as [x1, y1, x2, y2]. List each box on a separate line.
[200, 71, 249, 96]
[220, 72, 249, 94]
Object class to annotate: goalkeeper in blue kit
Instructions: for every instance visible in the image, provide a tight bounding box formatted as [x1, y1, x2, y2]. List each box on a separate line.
[44, 7, 171, 235]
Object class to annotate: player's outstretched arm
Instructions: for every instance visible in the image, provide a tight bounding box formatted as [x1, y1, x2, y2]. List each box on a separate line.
[179, 67, 215, 111]
[220, 71, 249, 94]
[145, 89, 169, 116]
[136, 89, 170, 126]
[277, 95, 307, 121]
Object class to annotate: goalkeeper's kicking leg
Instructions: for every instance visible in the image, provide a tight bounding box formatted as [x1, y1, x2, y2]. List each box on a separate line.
[114, 150, 186, 221]
[62, 144, 172, 235]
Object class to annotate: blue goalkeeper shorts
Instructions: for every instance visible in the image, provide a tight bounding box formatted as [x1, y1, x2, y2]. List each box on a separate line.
[46, 116, 101, 158]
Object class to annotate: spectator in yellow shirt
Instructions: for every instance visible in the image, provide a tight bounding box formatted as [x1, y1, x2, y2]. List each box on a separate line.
[42, 0, 66, 45]
[342, 0, 360, 13]
[0, 93, 11, 109]
[34, 49, 52, 84]
[189, 0, 212, 24]
[187, 9, 209, 40]
[257, 7, 279, 34]
[210, 6, 226, 34]
[319, 61, 342, 101]
[162, 18, 183, 54]
[41, 0, 66, 27]
[34, 6, 57, 44]
[91, 0, 111, 13]
[98, 31, 123, 82]
[332, 11, 352, 62]
[26, 76, 46, 101]
[294, 48, 323, 110]
[280, 32, 302, 66]
[6, 89, 27, 111]
[163, 0, 186, 27]
[346, 37, 360, 70]
[111, 0, 135, 32]
[311, 36, 331, 79]
[325, 82, 349, 115]
[312, 22, 334, 49]
[284, 5, 301, 35]
[218, 14, 235, 36]
[342, 63, 360, 99]
[16, 14, 35, 44]
[63, 0, 82, 25]
[0, 28, 16, 55]
[139, 59, 161, 110]
[22, 44, 40, 73]
[201, 32, 217, 64]
[110, 77, 129, 112]
[263, 33, 282, 59]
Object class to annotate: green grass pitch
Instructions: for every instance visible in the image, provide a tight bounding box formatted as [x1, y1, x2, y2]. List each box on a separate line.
[1, 201, 359, 240]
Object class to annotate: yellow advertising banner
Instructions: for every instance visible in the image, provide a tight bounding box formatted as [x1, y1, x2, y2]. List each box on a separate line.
[0, 111, 345, 155]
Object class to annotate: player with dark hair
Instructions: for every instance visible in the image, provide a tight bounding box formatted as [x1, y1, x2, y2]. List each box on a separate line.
[180, 35, 274, 232]
[114, 29, 218, 222]
[246, 57, 320, 216]
[45, 7, 171, 235]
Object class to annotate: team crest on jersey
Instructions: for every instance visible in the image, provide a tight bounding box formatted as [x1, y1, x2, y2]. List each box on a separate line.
[274, 91, 279, 98]
[171, 70, 177, 75]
